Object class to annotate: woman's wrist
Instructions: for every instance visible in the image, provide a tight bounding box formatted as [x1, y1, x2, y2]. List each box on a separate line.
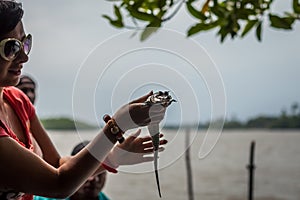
[102, 152, 119, 173]
[86, 127, 117, 163]
[102, 123, 119, 144]
[103, 115, 125, 144]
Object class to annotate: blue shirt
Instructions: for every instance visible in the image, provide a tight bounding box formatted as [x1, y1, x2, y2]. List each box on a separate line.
[34, 192, 109, 200]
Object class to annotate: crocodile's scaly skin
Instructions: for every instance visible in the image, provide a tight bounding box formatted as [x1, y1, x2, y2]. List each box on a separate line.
[145, 91, 176, 198]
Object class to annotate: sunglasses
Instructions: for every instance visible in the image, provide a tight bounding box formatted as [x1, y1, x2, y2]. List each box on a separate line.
[0, 34, 32, 61]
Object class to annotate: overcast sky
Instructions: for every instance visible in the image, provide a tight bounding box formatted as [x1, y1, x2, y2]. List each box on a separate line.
[21, 0, 300, 126]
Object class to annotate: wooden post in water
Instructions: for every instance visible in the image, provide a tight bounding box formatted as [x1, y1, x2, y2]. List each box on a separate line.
[247, 141, 256, 200]
[185, 128, 194, 200]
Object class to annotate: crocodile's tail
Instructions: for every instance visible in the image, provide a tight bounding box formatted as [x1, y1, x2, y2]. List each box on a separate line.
[154, 149, 162, 197]
[152, 133, 162, 198]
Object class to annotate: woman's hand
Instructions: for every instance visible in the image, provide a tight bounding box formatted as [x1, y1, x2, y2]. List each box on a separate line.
[104, 129, 168, 168]
[112, 91, 166, 132]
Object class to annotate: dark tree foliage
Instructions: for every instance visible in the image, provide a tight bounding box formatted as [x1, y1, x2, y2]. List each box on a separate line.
[103, 0, 300, 42]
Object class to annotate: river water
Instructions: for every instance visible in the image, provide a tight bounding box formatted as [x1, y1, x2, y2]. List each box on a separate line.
[48, 129, 300, 200]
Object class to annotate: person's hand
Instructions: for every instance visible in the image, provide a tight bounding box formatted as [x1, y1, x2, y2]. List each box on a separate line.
[112, 91, 166, 132]
[103, 129, 168, 168]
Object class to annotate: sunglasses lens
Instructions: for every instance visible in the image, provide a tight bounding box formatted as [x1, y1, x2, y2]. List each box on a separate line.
[23, 35, 32, 55]
[4, 40, 21, 60]
[0, 34, 32, 61]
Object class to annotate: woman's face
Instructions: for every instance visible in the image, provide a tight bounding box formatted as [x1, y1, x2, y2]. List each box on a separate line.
[0, 21, 29, 87]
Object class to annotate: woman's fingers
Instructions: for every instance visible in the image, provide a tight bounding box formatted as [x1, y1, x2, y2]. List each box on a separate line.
[140, 133, 166, 143]
[130, 91, 153, 104]
[143, 146, 166, 154]
[126, 129, 141, 142]
[141, 138, 168, 152]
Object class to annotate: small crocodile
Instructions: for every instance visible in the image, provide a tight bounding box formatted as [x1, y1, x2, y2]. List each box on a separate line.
[145, 91, 176, 198]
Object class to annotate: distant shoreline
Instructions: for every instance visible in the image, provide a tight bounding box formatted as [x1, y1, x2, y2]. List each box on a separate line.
[41, 117, 97, 130]
[41, 112, 300, 131]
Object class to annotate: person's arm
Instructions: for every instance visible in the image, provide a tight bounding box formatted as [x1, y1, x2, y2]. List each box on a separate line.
[0, 91, 163, 198]
[0, 123, 113, 198]
[30, 114, 61, 167]
[30, 114, 109, 174]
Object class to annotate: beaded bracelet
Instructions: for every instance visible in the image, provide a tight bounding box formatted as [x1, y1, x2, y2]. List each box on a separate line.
[103, 115, 125, 144]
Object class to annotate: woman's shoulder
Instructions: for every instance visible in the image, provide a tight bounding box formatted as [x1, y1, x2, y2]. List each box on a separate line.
[3, 86, 33, 107]
[3, 86, 27, 98]
[3, 86, 35, 120]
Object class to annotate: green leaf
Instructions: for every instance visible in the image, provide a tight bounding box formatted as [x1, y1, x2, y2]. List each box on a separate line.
[102, 15, 123, 28]
[241, 20, 258, 37]
[293, 0, 300, 14]
[256, 21, 262, 41]
[187, 23, 206, 36]
[141, 27, 159, 41]
[217, 26, 229, 43]
[186, 2, 206, 20]
[158, 0, 167, 9]
[114, 5, 123, 21]
[269, 14, 295, 29]
[127, 6, 157, 21]
[102, 15, 114, 22]
[187, 21, 219, 36]
[236, 8, 256, 20]
[140, 20, 161, 41]
[211, 4, 226, 17]
[111, 20, 124, 28]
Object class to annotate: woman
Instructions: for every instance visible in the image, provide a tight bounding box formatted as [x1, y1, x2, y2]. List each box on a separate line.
[0, 1, 166, 200]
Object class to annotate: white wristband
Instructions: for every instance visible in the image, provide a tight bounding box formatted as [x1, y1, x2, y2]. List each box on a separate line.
[86, 130, 115, 162]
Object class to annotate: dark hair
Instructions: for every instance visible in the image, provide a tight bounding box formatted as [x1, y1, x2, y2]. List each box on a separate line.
[0, 1, 24, 36]
[17, 75, 36, 87]
[71, 141, 90, 156]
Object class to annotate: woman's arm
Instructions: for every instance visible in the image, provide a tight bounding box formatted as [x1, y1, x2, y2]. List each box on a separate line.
[0, 91, 164, 198]
[30, 114, 61, 167]
[0, 124, 113, 198]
